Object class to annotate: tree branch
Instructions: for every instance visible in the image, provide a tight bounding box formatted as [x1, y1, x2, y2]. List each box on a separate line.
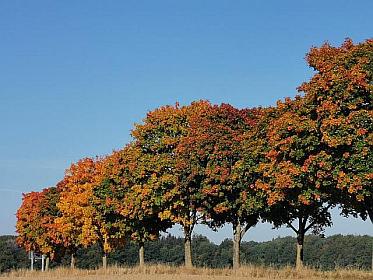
[287, 222, 298, 234]
[367, 209, 373, 224]
[305, 203, 333, 232]
[189, 210, 197, 233]
[300, 215, 308, 232]
[241, 219, 257, 239]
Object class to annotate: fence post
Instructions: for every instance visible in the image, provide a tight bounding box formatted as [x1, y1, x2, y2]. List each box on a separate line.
[30, 251, 34, 271]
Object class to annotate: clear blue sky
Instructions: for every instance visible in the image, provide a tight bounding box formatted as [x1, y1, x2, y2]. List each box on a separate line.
[1, 0, 372, 242]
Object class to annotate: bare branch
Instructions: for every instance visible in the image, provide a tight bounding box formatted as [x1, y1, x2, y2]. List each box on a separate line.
[305, 203, 333, 232]
[287, 222, 298, 234]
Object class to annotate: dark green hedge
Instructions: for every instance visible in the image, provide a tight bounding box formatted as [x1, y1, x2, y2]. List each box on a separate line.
[1, 234, 372, 273]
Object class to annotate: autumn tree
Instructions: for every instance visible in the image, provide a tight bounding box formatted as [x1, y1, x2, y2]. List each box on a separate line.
[255, 96, 335, 269]
[97, 144, 172, 267]
[231, 106, 283, 268]
[131, 102, 209, 268]
[298, 38, 373, 223]
[16, 187, 63, 270]
[296, 39, 373, 271]
[56, 157, 125, 269]
[176, 103, 266, 269]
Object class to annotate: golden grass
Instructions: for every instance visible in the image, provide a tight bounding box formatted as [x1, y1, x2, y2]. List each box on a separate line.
[2, 264, 372, 280]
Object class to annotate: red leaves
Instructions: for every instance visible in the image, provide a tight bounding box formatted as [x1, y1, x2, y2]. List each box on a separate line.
[16, 187, 62, 259]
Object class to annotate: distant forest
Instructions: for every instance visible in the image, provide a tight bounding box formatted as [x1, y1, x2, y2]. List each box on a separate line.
[1, 234, 372, 273]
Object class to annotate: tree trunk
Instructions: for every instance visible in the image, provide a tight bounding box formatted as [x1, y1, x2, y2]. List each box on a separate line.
[71, 253, 76, 269]
[184, 225, 193, 268]
[233, 223, 242, 269]
[45, 257, 50, 271]
[367, 208, 373, 272]
[139, 241, 145, 268]
[102, 253, 107, 269]
[296, 232, 305, 270]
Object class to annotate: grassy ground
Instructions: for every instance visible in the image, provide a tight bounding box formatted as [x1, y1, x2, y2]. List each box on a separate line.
[2, 265, 372, 280]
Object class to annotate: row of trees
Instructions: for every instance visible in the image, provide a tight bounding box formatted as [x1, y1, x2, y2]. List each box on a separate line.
[16, 39, 372, 270]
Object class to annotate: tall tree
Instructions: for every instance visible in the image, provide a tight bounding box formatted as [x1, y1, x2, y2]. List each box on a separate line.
[131, 101, 208, 268]
[232, 106, 281, 268]
[298, 39, 373, 270]
[176, 103, 266, 269]
[298, 38, 373, 223]
[255, 97, 335, 269]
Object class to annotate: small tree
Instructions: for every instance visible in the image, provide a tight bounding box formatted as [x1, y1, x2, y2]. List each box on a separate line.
[16, 187, 63, 270]
[57, 158, 125, 269]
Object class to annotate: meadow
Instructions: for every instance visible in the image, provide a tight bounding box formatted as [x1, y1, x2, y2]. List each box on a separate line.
[2, 265, 373, 280]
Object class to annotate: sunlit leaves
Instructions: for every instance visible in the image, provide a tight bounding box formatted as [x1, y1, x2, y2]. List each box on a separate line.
[56, 158, 120, 253]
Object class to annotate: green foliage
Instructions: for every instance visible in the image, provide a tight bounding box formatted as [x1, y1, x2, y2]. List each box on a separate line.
[97, 144, 172, 246]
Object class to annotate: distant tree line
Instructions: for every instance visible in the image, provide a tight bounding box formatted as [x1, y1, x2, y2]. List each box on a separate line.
[15, 38, 372, 271]
[1, 234, 372, 273]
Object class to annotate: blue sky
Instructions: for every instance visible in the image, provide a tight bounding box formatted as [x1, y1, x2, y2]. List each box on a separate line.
[0, 1, 372, 242]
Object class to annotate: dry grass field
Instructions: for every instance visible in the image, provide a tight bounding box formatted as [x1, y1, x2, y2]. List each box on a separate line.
[1, 265, 372, 280]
